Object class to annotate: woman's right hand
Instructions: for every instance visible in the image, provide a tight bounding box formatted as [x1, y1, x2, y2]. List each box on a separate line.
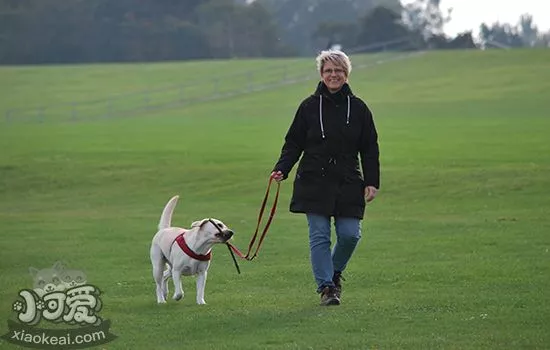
[271, 170, 284, 183]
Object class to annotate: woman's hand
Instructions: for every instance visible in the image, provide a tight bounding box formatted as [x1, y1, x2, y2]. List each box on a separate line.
[271, 171, 284, 183]
[364, 186, 378, 203]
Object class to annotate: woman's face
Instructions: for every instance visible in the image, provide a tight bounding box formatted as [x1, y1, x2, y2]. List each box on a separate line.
[320, 61, 347, 93]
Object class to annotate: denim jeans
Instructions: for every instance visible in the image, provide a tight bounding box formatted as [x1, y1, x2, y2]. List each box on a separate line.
[306, 213, 362, 293]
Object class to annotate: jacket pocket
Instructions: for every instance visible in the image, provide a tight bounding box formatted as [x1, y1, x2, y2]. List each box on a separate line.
[293, 172, 324, 201]
[339, 179, 365, 207]
[296, 156, 326, 180]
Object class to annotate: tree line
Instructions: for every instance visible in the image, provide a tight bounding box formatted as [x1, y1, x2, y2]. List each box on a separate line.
[0, 0, 546, 65]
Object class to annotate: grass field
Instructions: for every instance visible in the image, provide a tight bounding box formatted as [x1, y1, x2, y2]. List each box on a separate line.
[1, 49, 549, 349]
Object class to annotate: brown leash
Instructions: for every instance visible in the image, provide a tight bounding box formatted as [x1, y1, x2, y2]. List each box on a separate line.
[226, 175, 280, 271]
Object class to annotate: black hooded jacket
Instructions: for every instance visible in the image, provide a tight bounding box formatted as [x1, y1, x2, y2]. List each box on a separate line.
[273, 81, 380, 219]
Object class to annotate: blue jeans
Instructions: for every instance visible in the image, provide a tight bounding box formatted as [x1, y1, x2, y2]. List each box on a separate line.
[306, 213, 362, 293]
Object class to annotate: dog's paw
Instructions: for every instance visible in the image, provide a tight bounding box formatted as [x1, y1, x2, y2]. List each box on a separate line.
[157, 300, 167, 304]
[173, 292, 183, 301]
[197, 299, 206, 305]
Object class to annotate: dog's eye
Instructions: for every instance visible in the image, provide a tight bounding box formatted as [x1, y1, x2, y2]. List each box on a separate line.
[216, 223, 223, 229]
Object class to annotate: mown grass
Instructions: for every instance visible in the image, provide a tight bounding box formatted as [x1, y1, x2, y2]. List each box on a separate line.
[0, 49, 549, 349]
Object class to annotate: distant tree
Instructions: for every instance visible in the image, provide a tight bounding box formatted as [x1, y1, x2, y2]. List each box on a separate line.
[258, 0, 401, 54]
[517, 14, 539, 47]
[356, 6, 412, 51]
[425, 33, 447, 49]
[312, 21, 358, 51]
[427, 31, 477, 49]
[196, 0, 290, 58]
[479, 22, 523, 48]
[448, 32, 477, 49]
[0, 0, 28, 62]
[0, 0, 100, 63]
[479, 14, 550, 49]
[0, 0, 290, 63]
[238, 1, 295, 57]
[537, 30, 550, 48]
[401, 0, 451, 39]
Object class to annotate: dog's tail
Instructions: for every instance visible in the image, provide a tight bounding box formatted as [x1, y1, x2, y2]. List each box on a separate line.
[158, 195, 179, 230]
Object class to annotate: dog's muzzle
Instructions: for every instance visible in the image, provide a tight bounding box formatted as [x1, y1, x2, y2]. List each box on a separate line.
[208, 218, 234, 242]
[217, 230, 234, 242]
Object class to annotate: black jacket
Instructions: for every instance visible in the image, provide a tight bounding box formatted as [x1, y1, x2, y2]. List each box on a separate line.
[273, 81, 380, 219]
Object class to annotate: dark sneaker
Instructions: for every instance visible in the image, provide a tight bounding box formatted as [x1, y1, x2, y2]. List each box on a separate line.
[319, 286, 340, 306]
[332, 271, 344, 299]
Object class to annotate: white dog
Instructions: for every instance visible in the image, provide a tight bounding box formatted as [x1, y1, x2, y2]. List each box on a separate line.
[149, 195, 234, 304]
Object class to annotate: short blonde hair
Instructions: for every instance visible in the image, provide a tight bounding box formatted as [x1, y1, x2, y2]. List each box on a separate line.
[316, 49, 352, 76]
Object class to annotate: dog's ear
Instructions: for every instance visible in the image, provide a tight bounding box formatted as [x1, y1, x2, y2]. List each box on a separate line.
[53, 261, 66, 272]
[191, 219, 209, 228]
[29, 267, 39, 278]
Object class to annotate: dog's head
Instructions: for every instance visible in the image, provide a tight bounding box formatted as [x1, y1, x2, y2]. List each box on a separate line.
[29, 261, 67, 297]
[191, 218, 234, 243]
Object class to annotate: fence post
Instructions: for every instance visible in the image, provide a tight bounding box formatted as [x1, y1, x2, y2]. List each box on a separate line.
[37, 107, 44, 123]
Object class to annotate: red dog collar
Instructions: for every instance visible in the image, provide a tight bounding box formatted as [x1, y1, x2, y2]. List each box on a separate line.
[175, 234, 212, 261]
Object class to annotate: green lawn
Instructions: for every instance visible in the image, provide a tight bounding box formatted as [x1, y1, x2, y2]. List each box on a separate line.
[1, 49, 549, 349]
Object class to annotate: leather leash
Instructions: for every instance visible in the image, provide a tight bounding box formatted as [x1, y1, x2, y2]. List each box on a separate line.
[226, 175, 280, 271]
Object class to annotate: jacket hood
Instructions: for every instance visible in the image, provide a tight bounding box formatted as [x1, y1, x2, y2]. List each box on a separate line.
[313, 81, 354, 98]
[314, 81, 354, 139]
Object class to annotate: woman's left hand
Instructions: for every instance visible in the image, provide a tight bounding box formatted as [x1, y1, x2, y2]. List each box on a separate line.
[364, 186, 378, 203]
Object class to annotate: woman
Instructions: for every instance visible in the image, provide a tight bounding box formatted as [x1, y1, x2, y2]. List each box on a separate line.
[271, 49, 380, 306]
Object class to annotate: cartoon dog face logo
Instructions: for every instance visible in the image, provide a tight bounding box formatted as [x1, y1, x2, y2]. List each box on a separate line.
[29, 261, 88, 297]
[29, 261, 67, 297]
[61, 269, 87, 289]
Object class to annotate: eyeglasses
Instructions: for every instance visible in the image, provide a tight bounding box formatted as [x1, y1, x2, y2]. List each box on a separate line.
[322, 68, 345, 75]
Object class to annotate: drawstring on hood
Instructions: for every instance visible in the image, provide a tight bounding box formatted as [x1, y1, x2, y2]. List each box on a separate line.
[317, 84, 352, 139]
[319, 96, 325, 139]
[346, 95, 350, 124]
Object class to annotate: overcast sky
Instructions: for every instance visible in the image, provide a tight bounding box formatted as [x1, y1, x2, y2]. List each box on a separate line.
[426, 0, 549, 36]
